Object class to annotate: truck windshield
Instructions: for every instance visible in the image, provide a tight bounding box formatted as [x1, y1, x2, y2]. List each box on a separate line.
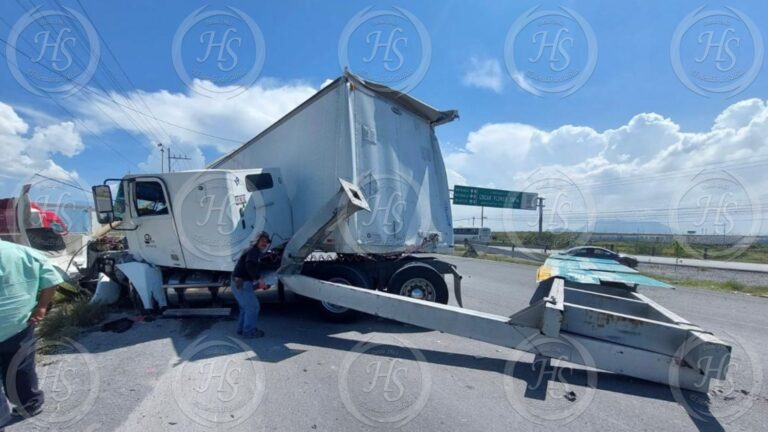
[113, 183, 126, 221]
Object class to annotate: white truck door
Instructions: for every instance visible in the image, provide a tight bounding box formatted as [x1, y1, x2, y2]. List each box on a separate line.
[128, 178, 186, 268]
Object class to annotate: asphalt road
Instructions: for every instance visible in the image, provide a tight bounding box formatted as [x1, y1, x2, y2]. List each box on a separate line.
[7, 256, 768, 432]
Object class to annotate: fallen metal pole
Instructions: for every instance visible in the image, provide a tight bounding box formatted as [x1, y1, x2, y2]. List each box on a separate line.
[281, 275, 730, 392]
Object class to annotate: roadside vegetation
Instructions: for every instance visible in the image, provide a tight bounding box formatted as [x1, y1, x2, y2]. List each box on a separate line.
[37, 291, 107, 350]
[449, 244, 768, 298]
[489, 231, 768, 264]
[646, 275, 768, 297]
[452, 245, 540, 266]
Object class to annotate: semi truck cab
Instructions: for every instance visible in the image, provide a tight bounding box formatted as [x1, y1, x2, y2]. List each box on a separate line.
[94, 168, 292, 272]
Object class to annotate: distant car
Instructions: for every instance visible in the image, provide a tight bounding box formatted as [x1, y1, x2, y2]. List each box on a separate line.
[453, 227, 491, 244]
[561, 246, 639, 268]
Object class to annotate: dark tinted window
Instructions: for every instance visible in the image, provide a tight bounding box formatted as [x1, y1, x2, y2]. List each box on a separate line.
[454, 228, 478, 235]
[593, 248, 615, 257]
[135, 181, 168, 216]
[567, 248, 590, 257]
[245, 174, 273, 192]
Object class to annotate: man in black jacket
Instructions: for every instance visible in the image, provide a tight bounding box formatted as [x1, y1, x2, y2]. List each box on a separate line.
[231, 232, 271, 338]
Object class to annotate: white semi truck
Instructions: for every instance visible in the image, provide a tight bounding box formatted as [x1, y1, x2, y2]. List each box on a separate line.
[89, 72, 731, 392]
[91, 72, 462, 320]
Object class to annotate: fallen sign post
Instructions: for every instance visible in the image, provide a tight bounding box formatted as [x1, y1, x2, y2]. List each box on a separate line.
[282, 257, 731, 393]
[453, 185, 538, 210]
[278, 179, 729, 393]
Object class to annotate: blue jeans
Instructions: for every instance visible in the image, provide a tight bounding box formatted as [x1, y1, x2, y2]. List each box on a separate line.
[0, 326, 43, 416]
[232, 280, 260, 335]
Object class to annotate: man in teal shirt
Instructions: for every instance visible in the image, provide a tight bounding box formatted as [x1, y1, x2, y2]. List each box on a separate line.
[0, 240, 61, 424]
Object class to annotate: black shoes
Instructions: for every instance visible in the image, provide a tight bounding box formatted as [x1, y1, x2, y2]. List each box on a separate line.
[12, 404, 43, 418]
[242, 329, 265, 338]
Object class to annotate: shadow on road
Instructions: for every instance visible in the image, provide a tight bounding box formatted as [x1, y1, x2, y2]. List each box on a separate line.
[52, 297, 725, 432]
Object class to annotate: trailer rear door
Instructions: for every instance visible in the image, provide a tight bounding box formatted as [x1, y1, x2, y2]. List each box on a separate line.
[351, 86, 453, 251]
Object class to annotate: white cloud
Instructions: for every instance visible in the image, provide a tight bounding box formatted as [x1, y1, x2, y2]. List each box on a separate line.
[72, 78, 318, 171]
[713, 99, 766, 130]
[0, 102, 28, 135]
[446, 98, 768, 234]
[462, 57, 504, 93]
[0, 102, 83, 195]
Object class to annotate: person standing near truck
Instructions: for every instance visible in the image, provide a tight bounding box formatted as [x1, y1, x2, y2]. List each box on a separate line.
[231, 232, 271, 338]
[0, 240, 61, 425]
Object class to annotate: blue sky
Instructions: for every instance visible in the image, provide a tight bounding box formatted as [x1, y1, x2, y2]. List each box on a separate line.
[1, 0, 766, 238]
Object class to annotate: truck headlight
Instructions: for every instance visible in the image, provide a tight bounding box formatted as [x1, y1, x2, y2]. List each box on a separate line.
[536, 265, 552, 283]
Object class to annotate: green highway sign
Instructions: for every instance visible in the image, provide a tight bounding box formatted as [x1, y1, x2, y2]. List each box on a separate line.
[453, 185, 538, 210]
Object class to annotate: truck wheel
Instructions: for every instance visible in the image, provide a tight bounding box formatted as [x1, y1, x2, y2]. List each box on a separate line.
[129, 283, 151, 315]
[315, 265, 370, 322]
[387, 263, 449, 305]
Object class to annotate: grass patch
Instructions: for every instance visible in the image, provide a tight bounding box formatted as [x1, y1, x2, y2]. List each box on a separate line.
[451, 245, 541, 267]
[37, 295, 107, 344]
[648, 275, 768, 296]
[489, 231, 768, 264]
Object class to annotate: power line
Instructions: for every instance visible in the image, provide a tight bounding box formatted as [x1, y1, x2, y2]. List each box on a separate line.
[69, 0, 174, 143]
[0, 10, 243, 145]
[0, 47, 135, 170]
[15, 0, 167, 145]
[167, 149, 191, 173]
[7, 1, 161, 150]
[30, 173, 86, 191]
[551, 157, 768, 192]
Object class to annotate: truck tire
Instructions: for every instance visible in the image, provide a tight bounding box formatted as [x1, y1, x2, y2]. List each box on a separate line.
[315, 265, 370, 322]
[129, 283, 151, 315]
[387, 263, 449, 305]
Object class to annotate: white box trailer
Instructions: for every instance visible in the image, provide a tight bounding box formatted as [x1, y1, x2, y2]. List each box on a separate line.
[209, 72, 457, 254]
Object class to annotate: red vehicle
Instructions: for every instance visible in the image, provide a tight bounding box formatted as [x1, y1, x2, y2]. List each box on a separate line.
[30, 202, 69, 235]
[0, 198, 68, 250]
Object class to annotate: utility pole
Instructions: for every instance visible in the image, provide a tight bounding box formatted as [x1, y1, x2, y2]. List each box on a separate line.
[536, 197, 545, 234]
[157, 143, 165, 173]
[480, 206, 484, 228]
[167, 146, 192, 173]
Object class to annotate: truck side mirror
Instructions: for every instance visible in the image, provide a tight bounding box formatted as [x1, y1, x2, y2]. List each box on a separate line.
[92, 185, 114, 224]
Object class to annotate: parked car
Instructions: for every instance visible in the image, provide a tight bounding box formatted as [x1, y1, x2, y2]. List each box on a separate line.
[561, 246, 639, 268]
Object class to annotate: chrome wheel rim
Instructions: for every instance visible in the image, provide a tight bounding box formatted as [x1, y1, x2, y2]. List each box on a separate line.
[322, 277, 351, 313]
[400, 278, 436, 301]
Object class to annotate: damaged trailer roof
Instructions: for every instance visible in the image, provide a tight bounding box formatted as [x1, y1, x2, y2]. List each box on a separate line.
[208, 70, 458, 168]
